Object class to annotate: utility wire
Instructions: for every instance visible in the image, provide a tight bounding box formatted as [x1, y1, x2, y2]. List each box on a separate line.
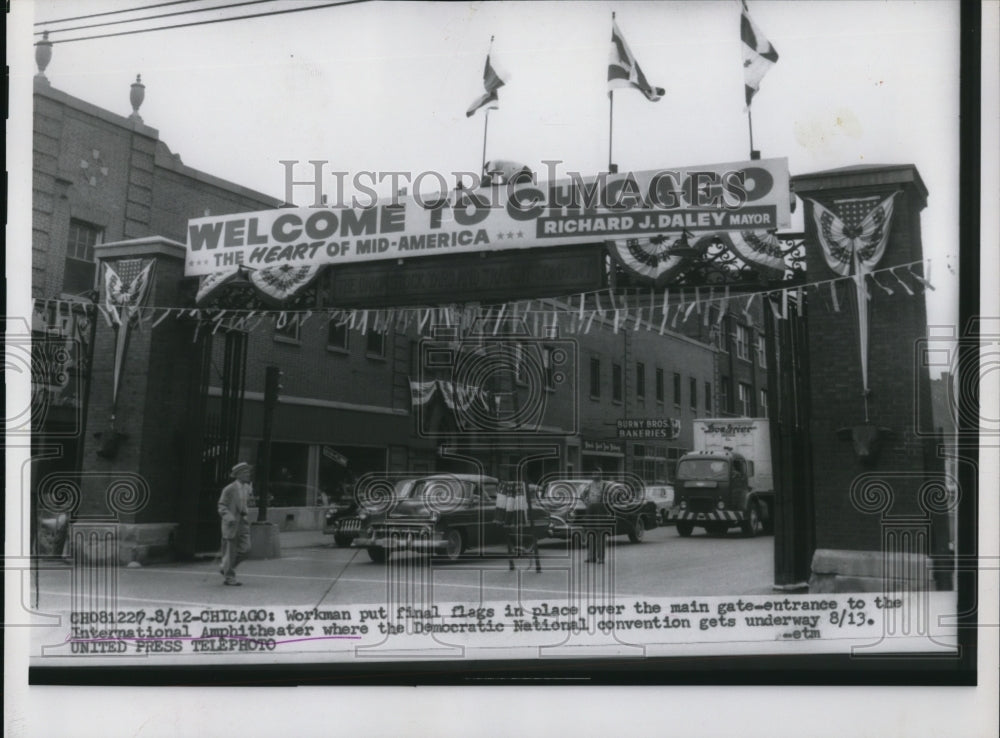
[45, 0, 369, 44]
[35, 0, 279, 36]
[35, 0, 205, 27]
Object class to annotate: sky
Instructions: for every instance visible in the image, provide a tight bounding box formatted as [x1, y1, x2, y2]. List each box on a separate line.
[15, 0, 961, 332]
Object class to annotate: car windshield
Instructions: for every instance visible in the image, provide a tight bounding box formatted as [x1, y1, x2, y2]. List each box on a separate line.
[410, 479, 476, 499]
[542, 481, 591, 499]
[676, 459, 730, 481]
[394, 480, 415, 498]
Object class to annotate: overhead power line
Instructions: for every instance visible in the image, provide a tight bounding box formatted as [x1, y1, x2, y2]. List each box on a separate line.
[35, 0, 279, 36]
[43, 0, 369, 45]
[35, 0, 205, 27]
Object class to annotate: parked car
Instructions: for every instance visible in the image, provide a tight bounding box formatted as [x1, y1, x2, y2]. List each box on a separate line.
[353, 474, 548, 563]
[538, 479, 658, 544]
[323, 478, 415, 547]
[643, 483, 675, 526]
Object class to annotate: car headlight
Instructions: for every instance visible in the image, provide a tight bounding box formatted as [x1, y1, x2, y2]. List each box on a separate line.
[679, 500, 687, 509]
[716, 499, 725, 510]
[365, 526, 375, 539]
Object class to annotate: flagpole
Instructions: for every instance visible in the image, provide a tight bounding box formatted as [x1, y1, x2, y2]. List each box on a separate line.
[481, 108, 490, 178]
[608, 12, 615, 173]
[608, 91, 615, 173]
[480, 35, 495, 178]
[747, 105, 756, 159]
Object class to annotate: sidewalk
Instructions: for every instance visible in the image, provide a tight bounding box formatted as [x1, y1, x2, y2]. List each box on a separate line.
[274, 528, 330, 550]
[192, 528, 331, 561]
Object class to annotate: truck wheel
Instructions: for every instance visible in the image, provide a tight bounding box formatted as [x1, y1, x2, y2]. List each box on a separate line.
[676, 522, 693, 537]
[761, 502, 775, 534]
[741, 502, 763, 538]
[367, 546, 388, 564]
[333, 534, 353, 548]
[444, 528, 465, 560]
[628, 516, 646, 543]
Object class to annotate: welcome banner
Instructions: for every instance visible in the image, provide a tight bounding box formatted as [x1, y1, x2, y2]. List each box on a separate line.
[184, 158, 790, 277]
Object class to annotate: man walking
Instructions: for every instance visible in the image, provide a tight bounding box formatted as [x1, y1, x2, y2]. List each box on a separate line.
[218, 462, 252, 586]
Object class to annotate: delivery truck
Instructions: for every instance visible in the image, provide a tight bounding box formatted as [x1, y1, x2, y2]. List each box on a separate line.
[668, 418, 775, 537]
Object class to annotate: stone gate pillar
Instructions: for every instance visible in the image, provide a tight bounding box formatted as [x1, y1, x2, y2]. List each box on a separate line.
[792, 164, 950, 592]
[72, 236, 204, 565]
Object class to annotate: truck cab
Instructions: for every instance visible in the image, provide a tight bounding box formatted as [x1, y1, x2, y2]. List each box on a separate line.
[669, 450, 768, 537]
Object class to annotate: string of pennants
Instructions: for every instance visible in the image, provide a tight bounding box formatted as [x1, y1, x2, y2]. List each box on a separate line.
[31, 257, 943, 343]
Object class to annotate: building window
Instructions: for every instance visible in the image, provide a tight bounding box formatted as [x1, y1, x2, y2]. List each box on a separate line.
[738, 382, 753, 416]
[655, 368, 664, 403]
[63, 220, 103, 295]
[589, 357, 601, 399]
[689, 377, 697, 410]
[366, 330, 385, 358]
[274, 316, 301, 343]
[757, 333, 767, 368]
[720, 377, 732, 414]
[327, 320, 349, 352]
[612, 363, 623, 403]
[735, 324, 750, 361]
[704, 382, 712, 413]
[636, 362, 645, 399]
[673, 372, 682, 407]
[667, 447, 688, 481]
[760, 388, 769, 417]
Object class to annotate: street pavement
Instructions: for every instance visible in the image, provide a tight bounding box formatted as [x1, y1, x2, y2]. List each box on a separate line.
[28, 525, 778, 618]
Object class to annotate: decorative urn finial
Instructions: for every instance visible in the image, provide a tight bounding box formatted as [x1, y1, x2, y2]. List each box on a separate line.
[129, 74, 145, 121]
[35, 31, 53, 81]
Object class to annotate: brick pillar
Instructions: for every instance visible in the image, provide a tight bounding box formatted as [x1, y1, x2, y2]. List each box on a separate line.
[792, 165, 949, 592]
[73, 236, 203, 565]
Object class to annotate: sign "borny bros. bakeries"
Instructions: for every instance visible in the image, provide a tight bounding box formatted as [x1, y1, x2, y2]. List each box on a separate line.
[184, 158, 790, 277]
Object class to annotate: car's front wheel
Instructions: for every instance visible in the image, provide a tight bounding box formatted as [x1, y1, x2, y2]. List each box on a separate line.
[676, 521, 694, 537]
[627, 515, 646, 543]
[367, 546, 388, 564]
[333, 533, 353, 548]
[444, 528, 465, 560]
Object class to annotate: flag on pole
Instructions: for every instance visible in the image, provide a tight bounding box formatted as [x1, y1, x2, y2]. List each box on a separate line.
[741, 1, 779, 106]
[608, 19, 664, 102]
[466, 46, 506, 117]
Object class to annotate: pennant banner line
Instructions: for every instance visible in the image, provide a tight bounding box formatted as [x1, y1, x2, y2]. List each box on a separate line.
[30, 259, 937, 342]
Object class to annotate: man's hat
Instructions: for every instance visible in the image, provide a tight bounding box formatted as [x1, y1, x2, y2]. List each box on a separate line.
[230, 462, 252, 477]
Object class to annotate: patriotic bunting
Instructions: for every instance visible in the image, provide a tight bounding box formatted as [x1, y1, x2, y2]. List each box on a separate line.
[606, 234, 686, 285]
[809, 193, 899, 278]
[701, 230, 786, 274]
[102, 258, 157, 417]
[807, 192, 900, 418]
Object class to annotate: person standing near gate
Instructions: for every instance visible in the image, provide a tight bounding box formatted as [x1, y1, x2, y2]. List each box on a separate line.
[583, 476, 612, 564]
[218, 462, 253, 586]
